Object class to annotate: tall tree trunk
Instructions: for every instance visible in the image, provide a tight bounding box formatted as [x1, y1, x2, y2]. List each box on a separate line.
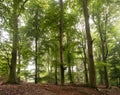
[59, 0, 64, 85]
[34, 8, 39, 84]
[103, 64, 109, 88]
[103, 18, 109, 88]
[17, 47, 21, 83]
[35, 36, 38, 84]
[82, 0, 96, 88]
[8, 4, 18, 84]
[66, 30, 73, 84]
[47, 49, 50, 83]
[8, 0, 28, 84]
[68, 53, 73, 84]
[82, 46, 89, 84]
[100, 29, 108, 87]
[98, 14, 109, 88]
[55, 59, 58, 85]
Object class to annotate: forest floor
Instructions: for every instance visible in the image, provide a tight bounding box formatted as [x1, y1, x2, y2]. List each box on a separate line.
[0, 83, 120, 95]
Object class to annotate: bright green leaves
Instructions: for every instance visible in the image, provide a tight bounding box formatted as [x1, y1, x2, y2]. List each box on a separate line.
[0, 41, 12, 80]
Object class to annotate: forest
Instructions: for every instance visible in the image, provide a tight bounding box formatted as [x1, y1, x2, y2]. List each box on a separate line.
[0, 0, 120, 95]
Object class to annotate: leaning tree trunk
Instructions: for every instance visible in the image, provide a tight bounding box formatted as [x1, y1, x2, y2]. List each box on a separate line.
[59, 0, 64, 85]
[82, 0, 96, 88]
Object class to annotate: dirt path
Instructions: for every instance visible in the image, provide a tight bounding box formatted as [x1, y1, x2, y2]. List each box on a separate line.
[100, 86, 120, 95]
[0, 83, 120, 95]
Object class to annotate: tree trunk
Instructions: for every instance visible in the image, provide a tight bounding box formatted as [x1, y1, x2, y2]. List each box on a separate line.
[104, 65, 109, 87]
[66, 30, 73, 84]
[17, 47, 21, 83]
[55, 59, 58, 85]
[47, 49, 50, 83]
[82, 0, 96, 88]
[8, 4, 18, 84]
[35, 36, 38, 84]
[83, 46, 89, 84]
[8, 0, 28, 84]
[98, 15, 109, 88]
[34, 8, 39, 84]
[68, 53, 73, 84]
[59, 0, 64, 85]
[99, 69, 104, 84]
[118, 78, 120, 87]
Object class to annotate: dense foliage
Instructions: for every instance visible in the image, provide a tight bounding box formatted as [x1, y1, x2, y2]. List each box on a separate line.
[0, 0, 120, 87]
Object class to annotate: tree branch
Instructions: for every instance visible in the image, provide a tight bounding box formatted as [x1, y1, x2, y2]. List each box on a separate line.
[18, 0, 29, 17]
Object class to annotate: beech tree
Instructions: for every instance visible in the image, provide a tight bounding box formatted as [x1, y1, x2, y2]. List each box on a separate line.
[0, 0, 120, 88]
[82, 0, 96, 88]
[59, 0, 65, 85]
[8, 0, 28, 84]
